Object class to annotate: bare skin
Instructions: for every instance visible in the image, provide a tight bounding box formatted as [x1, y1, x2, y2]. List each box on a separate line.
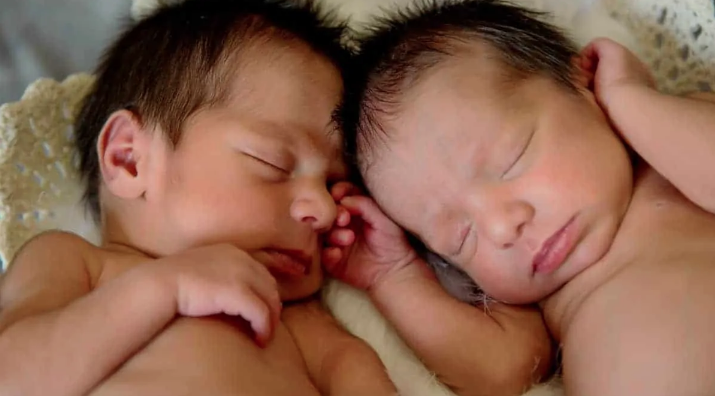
[547, 39, 715, 394]
[339, 35, 715, 395]
[73, 243, 317, 396]
[0, 233, 395, 396]
[545, 165, 715, 395]
[0, 40, 396, 396]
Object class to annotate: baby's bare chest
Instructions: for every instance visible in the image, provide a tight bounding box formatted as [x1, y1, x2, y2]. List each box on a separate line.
[561, 243, 715, 393]
[84, 255, 318, 396]
[90, 316, 318, 396]
[575, 173, 715, 322]
[560, 179, 715, 382]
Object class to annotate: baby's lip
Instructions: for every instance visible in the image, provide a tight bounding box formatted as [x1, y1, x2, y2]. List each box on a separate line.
[532, 216, 577, 275]
[262, 249, 313, 278]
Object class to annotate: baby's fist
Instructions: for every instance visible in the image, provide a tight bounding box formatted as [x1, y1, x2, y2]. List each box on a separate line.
[581, 38, 655, 108]
[323, 184, 418, 290]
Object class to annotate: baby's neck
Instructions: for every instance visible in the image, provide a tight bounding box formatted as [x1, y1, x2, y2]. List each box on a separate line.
[100, 205, 167, 259]
[541, 164, 653, 341]
[540, 252, 624, 342]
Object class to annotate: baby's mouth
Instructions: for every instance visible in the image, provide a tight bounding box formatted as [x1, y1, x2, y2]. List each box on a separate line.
[532, 216, 578, 275]
[261, 249, 313, 278]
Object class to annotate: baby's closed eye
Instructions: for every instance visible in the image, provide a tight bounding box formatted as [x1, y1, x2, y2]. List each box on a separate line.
[240, 147, 294, 182]
[244, 152, 289, 173]
[500, 128, 535, 180]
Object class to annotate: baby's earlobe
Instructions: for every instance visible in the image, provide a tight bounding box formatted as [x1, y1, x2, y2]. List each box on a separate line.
[97, 109, 148, 199]
[572, 55, 594, 91]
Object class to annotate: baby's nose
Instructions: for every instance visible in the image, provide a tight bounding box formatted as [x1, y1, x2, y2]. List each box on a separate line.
[290, 183, 337, 232]
[483, 200, 534, 249]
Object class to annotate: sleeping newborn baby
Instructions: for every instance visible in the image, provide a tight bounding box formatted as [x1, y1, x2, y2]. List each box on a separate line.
[324, 1, 715, 395]
[0, 1, 399, 395]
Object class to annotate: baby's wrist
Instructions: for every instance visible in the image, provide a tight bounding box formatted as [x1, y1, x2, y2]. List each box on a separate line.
[601, 80, 656, 113]
[367, 257, 435, 298]
[132, 260, 181, 313]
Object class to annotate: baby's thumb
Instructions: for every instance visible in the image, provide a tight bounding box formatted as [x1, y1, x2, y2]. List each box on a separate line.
[322, 247, 344, 273]
[340, 196, 393, 230]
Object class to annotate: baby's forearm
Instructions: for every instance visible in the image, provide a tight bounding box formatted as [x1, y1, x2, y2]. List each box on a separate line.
[324, 343, 397, 396]
[282, 300, 396, 395]
[0, 266, 176, 396]
[369, 266, 551, 396]
[606, 86, 715, 212]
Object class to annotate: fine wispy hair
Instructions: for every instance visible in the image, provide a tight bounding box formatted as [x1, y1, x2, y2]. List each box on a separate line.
[76, 0, 351, 220]
[339, 0, 579, 173]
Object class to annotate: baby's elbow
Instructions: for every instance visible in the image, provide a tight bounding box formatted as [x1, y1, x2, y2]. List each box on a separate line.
[489, 327, 554, 396]
[489, 351, 552, 396]
[451, 342, 553, 396]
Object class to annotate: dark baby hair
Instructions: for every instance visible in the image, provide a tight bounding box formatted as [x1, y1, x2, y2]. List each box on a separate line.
[340, 0, 579, 175]
[75, 0, 350, 220]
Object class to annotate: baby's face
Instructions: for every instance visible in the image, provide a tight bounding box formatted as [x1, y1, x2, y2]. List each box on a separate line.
[148, 47, 345, 301]
[366, 57, 633, 303]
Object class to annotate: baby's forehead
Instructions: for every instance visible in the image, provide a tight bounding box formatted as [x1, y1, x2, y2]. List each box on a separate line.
[253, 116, 347, 174]
[410, 52, 516, 101]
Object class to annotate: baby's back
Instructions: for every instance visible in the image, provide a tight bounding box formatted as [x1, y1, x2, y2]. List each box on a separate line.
[557, 166, 715, 395]
[85, 250, 318, 396]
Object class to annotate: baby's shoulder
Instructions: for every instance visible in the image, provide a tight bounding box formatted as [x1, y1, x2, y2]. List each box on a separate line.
[20, 229, 93, 249]
[11, 230, 98, 266]
[7, 231, 109, 286]
[620, 166, 715, 242]
[0, 231, 103, 308]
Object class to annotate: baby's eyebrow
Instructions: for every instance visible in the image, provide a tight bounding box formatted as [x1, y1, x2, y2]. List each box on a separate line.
[326, 112, 341, 138]
[241, 126, 289, 148]
[329, 103, 343, 131]
[253, 120, 296, 139]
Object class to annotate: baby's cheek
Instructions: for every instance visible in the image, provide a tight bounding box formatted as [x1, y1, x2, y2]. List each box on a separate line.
[464, 260, 522, 303]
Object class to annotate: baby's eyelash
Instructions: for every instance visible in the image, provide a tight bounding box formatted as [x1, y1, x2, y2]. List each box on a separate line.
[502, 129, 535, 178]
[453, 224, 473, 257]
[245, 154, 288, 173]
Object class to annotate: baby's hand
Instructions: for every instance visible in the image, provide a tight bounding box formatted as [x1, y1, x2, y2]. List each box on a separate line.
[581, 38, 656, 109]
[322, 182, 421, 290]
[152, 244, 282, 347]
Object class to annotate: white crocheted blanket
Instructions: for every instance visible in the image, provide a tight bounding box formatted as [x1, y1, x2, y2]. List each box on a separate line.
[0, 1, 713, 395]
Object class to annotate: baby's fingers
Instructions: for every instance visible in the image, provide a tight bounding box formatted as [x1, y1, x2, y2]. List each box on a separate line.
[220, 288, 276, 347]
[331, 181, 362, 202]
[336, 205, 351, 227]
[341, 196, 401, 233]
[583, 37, 620, 59]
[245, 266, 282, 330]
[328, 227, 356, 246]
[321, 246, 344, 270]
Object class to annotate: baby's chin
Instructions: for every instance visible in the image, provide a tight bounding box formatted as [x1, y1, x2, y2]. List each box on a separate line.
[482, 281, 557, 305]
[277, 271, 324, 302]
[494, 291, 548, 305]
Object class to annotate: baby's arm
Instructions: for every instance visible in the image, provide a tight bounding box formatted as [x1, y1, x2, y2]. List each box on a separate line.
[584, 38, 715, 212]
[282, 299, 397, 396]
[0, 232, 178, 396]
[605, 88, 715, 211]
[369, 263, 552, 396]
[323, 184, 552, 396]
[0, 234, 280, 396]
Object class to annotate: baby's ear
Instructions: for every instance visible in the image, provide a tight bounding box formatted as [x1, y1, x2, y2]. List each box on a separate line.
[97, 109, 154, 200]
[572, 54, 595, 92]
